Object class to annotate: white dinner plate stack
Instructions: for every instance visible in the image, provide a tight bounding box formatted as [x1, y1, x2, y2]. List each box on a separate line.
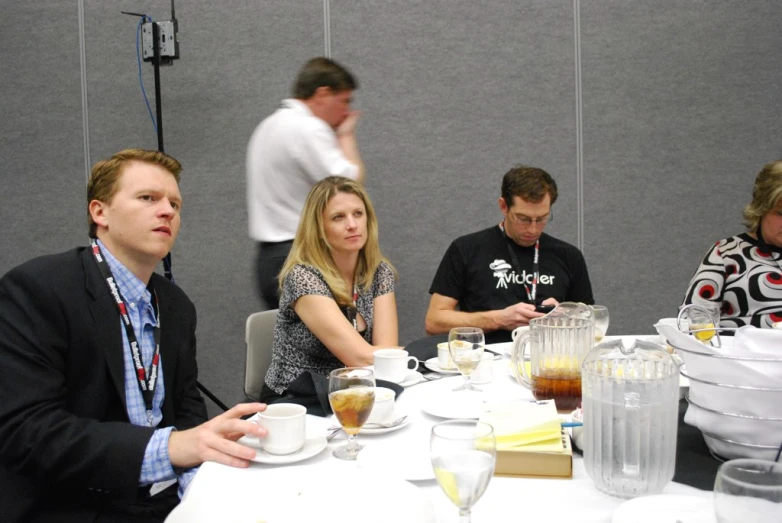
[655, 323, 782, 461]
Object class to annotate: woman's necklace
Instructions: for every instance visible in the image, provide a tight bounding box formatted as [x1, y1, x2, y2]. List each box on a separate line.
[350, 282, 358, 331]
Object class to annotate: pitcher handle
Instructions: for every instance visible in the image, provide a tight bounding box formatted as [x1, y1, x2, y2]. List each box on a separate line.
[510, 331, 533, 389]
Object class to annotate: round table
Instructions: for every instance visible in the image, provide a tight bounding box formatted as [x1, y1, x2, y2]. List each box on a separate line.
[176, 341, 712, 522]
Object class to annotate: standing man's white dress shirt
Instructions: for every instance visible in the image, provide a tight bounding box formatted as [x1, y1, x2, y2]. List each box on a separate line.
[246, 57, 364, 309]
[247, 99, 359, 243]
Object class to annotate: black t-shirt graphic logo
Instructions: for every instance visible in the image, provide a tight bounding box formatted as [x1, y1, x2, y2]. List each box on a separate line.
[489, 259, 512, 288]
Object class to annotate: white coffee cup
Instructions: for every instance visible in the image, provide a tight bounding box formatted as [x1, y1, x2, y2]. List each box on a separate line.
[254, 403, 306, 455]
[437, 342, 455, 370]
[373, 348, 419, 383]
[470, 353, 495, 384]
[366, 387, 395, 424]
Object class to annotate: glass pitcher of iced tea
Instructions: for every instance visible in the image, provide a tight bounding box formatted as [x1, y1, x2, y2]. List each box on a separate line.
[581, 339, 679, 498]
[510, 302, 594, 411]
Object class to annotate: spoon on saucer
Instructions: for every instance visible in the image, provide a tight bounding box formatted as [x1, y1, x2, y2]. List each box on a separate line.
[327, 415, 408, 435]
[363, 415, 408, 429]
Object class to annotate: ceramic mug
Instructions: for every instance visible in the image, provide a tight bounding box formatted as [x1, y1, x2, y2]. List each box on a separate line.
[254, 403, 307, 455]
[437, 342, 455, 370]
[366, 387, 396, 424]
[373, 348, 419, 383]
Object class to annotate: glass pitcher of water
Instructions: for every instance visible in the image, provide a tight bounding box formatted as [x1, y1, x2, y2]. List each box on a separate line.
[582, 339, 680, 498]
[510, 302, 594, 411]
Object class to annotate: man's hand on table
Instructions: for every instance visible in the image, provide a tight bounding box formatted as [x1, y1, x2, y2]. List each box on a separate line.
[168, 403, 267, 469]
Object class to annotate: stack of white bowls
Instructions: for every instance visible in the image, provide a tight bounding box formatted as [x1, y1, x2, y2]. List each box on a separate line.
[655, 322, 782, 461]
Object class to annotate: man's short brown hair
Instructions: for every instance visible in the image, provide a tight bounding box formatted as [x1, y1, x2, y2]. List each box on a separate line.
[87, 149, 182, 238]
[501, 166, 558, 207]
[292, 57, 358, 99]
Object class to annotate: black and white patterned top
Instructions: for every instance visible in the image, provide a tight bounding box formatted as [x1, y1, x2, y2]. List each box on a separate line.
[265, 262, 396, 393]
[683, 233, 782, 328]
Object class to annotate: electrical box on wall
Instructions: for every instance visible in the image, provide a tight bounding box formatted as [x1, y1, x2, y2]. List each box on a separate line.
[141, 20, 179, 64]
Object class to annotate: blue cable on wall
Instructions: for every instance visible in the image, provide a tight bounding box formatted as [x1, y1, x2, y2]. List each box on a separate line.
[135, 14, 158, 134]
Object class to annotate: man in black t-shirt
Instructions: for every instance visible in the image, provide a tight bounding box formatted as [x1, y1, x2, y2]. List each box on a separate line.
[426, 166, 594, 343]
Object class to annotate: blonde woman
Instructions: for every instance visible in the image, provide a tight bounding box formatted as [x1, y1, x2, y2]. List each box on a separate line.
[683, 160, 782, 328]
[262, 176, 398, 400]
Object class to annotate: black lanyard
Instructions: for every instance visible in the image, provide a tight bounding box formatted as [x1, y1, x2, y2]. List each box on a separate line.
[499, 224, 540, 304]
[90, 241, 160, 414]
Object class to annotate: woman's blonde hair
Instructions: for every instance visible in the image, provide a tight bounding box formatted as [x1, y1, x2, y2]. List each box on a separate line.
[279, 176, 392, 307]
[743, 160, 782, 233]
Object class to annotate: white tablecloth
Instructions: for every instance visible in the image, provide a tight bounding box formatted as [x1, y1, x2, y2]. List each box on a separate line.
[179, 339, 710, 522]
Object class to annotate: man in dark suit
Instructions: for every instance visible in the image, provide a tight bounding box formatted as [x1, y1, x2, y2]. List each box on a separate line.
[0, 149, 267, 522]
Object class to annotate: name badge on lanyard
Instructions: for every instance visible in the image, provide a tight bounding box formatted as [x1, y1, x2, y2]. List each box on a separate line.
[499, 224, 539, 303]
[90, 240, 161, 419]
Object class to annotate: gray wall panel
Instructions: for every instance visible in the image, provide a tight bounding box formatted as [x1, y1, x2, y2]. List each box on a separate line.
[581, 1, 782, 335]
[83, 0, 324, 414]
[0, 1, 84, 272]
[331, 0, 578, 343]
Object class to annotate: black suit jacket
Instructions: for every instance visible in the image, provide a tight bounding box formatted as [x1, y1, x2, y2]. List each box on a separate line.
[0, 247, 207, 522]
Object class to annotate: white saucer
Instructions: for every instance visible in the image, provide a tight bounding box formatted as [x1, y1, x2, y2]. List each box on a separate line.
[612, 494, 716, 523]
[357, 442, 435, 481]
[239, 431, 327, 465]
[330, 408, 412, 435]
[420, 392, 486, 419]
[423, 357, 461, 375]
[399, 370, 425, 387]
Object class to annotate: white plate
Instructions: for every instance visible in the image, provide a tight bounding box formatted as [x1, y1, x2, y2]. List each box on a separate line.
[423, 357, 461, 375]
[612, 494, 716, 523]
[399, 370, 425, 387]
[330, 407, 412, 435]
[167, 465, 435, 523]
[238, 421, 328, 464]
[357, 442, 435, 481]
[420, 392, 486, 419]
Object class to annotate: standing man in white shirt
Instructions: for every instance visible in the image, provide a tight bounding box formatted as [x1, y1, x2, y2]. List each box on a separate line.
[247, 57, 365, 308]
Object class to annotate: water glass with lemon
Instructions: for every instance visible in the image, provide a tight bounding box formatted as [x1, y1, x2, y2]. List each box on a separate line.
[431, 420, 496, 523]
[680, 301, 721, 343]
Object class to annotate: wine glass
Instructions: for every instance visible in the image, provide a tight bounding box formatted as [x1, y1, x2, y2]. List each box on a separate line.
[679, 301, 721, 343]
[431, 420, 496, 523]
[328, 367, 375, 460]
[449, 327, 485, 392]
[714, 459, 782, 523]
[591, 305, 610, 343]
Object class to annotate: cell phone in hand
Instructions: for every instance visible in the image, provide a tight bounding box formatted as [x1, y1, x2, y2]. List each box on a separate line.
[535, 304, 555, 313]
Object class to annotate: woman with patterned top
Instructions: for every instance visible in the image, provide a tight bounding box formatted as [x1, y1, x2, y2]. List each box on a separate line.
[683, 160, 782, 328]
[262, 176, 398, 399]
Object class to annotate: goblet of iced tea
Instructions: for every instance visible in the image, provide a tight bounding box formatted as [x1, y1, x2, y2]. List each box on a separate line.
[328, 367, 375, 460]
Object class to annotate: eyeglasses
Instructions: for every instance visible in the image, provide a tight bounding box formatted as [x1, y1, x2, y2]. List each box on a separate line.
[507, 210, 553, 227]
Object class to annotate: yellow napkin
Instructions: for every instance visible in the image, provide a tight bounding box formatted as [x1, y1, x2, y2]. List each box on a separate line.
[480, 399, 562, 450]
